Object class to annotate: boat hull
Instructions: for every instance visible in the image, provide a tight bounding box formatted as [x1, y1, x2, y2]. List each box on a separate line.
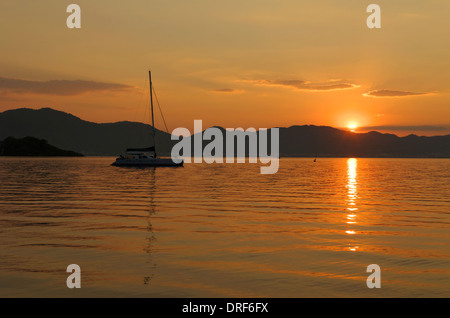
[111, 158, 183, 167]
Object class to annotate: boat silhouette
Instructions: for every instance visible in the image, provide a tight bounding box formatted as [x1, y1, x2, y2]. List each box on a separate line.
[112, 71, 183, 167]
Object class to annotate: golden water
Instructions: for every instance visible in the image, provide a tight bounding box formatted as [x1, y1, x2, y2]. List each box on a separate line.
[0, 158, 449, 297]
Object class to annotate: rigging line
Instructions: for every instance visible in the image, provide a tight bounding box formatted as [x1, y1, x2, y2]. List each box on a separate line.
[152, 86, 169, 134]
[152, 86, 168, 133]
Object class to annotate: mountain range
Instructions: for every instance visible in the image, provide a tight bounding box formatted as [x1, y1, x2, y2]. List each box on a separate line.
[0, 107, 449, 157]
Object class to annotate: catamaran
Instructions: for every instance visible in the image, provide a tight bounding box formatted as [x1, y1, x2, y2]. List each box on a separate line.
[112, 71, 183, 167]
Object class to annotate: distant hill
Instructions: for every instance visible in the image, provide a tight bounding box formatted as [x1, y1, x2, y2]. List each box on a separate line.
[0, 108, 449, 157]
[0, 108, 175, 156]
[277, 125, 450, 157]
[0, 136, 83, 157]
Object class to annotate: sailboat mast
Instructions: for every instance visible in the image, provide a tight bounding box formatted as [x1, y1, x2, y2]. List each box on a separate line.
[149, 70, 156, 155]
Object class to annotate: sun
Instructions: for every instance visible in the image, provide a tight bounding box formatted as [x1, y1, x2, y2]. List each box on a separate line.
[347, 123, 358, 132]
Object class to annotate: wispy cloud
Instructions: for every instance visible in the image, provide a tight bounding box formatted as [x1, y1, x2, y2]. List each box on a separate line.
[363, 89, 431, 98]
[243, 79, 360, 91]
[212, 88, 243, 93]
[0, 77, 133, 96]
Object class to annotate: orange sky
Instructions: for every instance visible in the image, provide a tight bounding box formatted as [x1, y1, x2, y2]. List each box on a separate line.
[0, 1, 449, 136]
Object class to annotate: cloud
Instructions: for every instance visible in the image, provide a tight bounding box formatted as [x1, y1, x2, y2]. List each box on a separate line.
[363, 89, 431, 98]
[0, 77, 133, 96]
[243, 79, 360, 91]
[212, 88, 243, 93]
[362, 125, 448, 132]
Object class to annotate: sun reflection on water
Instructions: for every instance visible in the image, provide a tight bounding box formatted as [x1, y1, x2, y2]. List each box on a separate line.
[346, 158, 359, 251]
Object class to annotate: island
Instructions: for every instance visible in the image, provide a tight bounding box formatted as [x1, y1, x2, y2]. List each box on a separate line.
[0, 136, 83, 157]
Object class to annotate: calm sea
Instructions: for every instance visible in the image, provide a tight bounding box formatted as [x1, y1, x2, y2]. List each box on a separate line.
[0, 157, 449, 297]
